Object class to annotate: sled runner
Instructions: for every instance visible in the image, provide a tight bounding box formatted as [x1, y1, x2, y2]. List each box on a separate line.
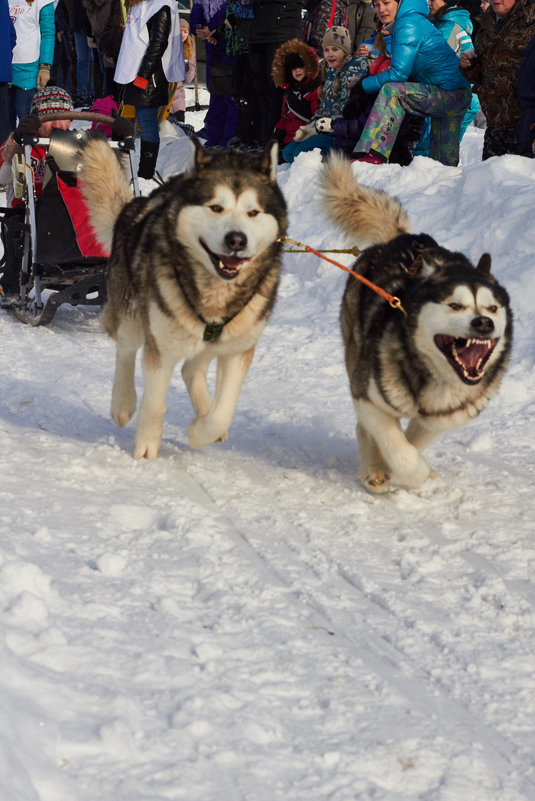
[0, 113, 138, 326]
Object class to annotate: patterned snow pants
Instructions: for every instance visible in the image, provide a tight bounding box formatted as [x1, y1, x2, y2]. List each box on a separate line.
[354, 82, 472, 166]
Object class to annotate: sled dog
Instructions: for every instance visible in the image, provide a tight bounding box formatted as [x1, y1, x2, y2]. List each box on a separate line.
[80, 138, 286, 458]
[321, 155, 513, 493]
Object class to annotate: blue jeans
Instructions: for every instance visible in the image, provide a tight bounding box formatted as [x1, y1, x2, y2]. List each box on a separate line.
[135, 105, 160, 143]
[74, 30, 93, 97]
[7, 85, 36, 129]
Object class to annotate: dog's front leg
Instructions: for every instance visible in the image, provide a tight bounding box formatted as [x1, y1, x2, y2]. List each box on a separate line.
[182, 350, 214, 418]
[356, 400, 431, 489]
[405, 418, 440, 452]
[356, 423, 391, 493]
[134, 349, 177, 459]
[188, 347, 255, 449]
[110, 319, 143, 427]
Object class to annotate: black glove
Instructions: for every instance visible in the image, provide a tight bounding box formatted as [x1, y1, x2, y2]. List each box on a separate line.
[111, 110, 135, 150]
[13, 113, 41, 145]
[343, 79, 370, 121]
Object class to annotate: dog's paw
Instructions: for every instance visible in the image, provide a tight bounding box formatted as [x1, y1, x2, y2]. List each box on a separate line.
[188, 417, 227, 449]
[400, 457, 431, 489]
[111, 392, 137, 428]
[362, 469, 391, 494]
[133, 436, 161, 460]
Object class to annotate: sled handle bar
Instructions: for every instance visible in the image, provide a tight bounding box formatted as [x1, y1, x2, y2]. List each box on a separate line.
[34, 111, 117, 125]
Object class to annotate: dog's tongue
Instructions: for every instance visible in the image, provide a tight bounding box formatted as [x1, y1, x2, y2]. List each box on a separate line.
[220, 255, 245, 270]
[219, 256, 251, 270]
[455, 340, 489, 371]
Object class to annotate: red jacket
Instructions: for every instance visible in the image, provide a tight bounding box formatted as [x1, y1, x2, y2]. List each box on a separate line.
[274, 77, 321, 144]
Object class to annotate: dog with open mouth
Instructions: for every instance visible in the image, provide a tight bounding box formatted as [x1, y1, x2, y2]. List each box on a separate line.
[79, 137, 286, 458]
[321, 154, 513, 493]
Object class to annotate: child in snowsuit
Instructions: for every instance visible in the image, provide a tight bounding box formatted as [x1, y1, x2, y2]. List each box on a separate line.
[282, 26, 368, 163]
[271, 39, 321, 161]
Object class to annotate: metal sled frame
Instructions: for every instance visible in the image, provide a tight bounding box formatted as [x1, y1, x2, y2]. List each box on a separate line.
[0, 112, 139, 326]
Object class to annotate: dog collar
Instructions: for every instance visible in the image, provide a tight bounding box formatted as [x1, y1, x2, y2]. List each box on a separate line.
[202, 318, 231, 342]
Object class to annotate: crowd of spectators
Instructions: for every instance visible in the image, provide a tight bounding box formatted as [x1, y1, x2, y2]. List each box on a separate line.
[1, 0, 534, 171]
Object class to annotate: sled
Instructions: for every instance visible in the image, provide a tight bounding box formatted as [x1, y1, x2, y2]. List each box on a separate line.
[0, 112, 139, 326]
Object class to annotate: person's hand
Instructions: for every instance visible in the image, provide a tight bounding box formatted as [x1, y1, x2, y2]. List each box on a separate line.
[460, 50, 476, 68]
[195, 25, 214, 39]
[111, 111, 135, 149]
[13, 113, 41, 145]
[294, 121, 316, 142]
[36, 66, 50, 88]
[357, 44, 371, 57]
[315, 117, 333, 134]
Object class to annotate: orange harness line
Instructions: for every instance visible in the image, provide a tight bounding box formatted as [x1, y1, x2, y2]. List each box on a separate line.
[281, 236, 406, 315]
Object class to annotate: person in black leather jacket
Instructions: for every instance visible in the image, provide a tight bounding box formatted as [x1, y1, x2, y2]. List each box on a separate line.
[114, 0, 184, 178]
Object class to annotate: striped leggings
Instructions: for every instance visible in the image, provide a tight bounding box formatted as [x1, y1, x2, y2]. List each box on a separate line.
[354, 82, 472, 166]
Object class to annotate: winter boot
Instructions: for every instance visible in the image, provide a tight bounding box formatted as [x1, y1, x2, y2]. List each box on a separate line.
[138, 140, 160, 180]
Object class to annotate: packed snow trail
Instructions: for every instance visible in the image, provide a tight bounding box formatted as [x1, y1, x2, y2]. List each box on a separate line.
[0, 128, 534, 800]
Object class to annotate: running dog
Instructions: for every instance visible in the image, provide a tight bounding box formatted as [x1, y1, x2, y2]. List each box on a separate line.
[80, 138, 286, 458]
[321, 155, 513, 493]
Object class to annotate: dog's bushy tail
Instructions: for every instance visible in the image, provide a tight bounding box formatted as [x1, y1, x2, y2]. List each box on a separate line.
[320, 153, 410, 247]
[79, 138, 134, 253]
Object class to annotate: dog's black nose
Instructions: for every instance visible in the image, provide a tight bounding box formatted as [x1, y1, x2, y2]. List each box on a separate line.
[471, 315, 494, 335]
[225, 231, 247, 251]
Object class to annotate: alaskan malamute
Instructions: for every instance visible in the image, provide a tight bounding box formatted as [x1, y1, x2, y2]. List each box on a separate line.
[321, 155, 513, 493]
[80, 138, 286, 458]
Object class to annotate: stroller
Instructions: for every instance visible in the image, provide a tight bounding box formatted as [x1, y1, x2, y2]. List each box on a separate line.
[0, 112, 138, 326]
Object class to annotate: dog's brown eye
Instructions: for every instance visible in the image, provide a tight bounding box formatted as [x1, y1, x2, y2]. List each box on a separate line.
[448, 302, 463, 311]
[209, 204, 224, 213]
[487, 304, 498, 313]
[247, 209, 260, 218]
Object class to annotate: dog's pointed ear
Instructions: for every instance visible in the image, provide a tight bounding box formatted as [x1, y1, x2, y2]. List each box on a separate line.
[191, 136, 213, 171]
[476, 253, 492, 275]
[259, 139, 278, 182]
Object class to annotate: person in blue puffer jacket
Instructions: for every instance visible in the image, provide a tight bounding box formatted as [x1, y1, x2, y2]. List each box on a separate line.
[352, 0, 471, 165]
[411, 0, 480, 156]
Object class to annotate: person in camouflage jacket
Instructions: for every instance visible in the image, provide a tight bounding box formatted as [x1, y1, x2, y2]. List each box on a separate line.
[460, 0, 535, 159]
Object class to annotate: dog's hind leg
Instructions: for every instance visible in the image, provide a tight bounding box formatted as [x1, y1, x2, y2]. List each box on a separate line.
[110, 318, 143, 428]
[182, 351, 214, 419]
[134, 349, 178, 459]
[188, 347, 255, 449]
[356, 423, 391, 494]
[356, 400, 431, 489]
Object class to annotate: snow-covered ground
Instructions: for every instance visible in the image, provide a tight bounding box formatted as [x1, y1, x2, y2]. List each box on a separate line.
[1, 89, 534, 800]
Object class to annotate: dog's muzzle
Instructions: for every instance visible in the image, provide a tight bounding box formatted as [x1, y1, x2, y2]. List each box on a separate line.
[200, 237, 252, 280]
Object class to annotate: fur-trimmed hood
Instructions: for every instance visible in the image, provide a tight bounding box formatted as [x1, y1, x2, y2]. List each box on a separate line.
[271, 39, 319, 88]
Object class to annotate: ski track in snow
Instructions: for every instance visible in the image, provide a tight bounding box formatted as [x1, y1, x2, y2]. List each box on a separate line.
[0, 118, 534, 800]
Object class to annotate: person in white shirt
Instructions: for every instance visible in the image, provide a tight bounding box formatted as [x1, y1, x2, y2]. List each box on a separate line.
[8, 0, 55, 127]
[114, 0, 185, 178]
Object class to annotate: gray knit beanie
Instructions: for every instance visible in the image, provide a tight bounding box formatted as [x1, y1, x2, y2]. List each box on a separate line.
[322, 26, 352, 56]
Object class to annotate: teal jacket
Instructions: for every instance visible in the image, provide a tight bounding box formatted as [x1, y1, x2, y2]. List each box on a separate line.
[432, 6, 474, 56]
[362, 0, 470, 93]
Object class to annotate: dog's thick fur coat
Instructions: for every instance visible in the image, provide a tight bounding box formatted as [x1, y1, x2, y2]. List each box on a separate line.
[321, 155, 513, 492]
[81, 138, 286, 458]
